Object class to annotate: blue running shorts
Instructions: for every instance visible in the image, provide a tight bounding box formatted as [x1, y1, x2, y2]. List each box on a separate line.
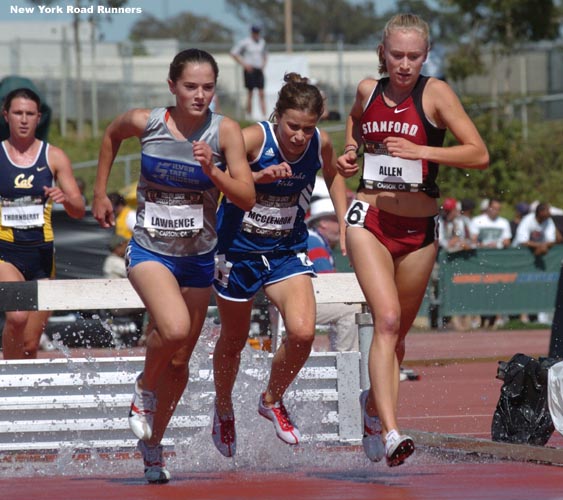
[127, 238, 215, 288]
[0, 240, 54, 280]
[213, 251, 316, 301]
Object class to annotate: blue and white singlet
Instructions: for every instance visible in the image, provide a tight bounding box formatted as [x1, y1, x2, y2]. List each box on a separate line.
[216, 121, 322, 254]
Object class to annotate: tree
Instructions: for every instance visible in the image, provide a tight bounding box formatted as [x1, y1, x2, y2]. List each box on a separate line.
[129, 13, 234, 45]
[225, 0, 383, 44]
[437, 0, 560, 128]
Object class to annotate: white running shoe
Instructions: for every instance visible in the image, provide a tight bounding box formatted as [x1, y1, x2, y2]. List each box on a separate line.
[385, 429, 415, 467]
[137, 440, 171, 484]
[211, 402, 236, 457]
[258, 393, 301, 445]
[359, 390, 385, 462]
[128, 373, 156, 441]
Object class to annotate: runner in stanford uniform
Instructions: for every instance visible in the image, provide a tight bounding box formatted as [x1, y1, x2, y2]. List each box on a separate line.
[92, 49, 255, 484]
[210, 73, 348, 457]
[337, 14, 489, 467]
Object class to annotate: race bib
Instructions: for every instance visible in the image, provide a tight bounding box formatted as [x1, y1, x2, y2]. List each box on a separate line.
[1, 199, 44, 228]
[363, 142, 422, 185]
[345, 200, 370, 227]
[143, 190, 203, 238]
[242, 192, 298, 237]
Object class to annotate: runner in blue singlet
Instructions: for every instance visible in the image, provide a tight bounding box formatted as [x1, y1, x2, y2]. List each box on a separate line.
[210, 73, 348, 457]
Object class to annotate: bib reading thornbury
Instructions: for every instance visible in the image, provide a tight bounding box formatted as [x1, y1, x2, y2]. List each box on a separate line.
[1, 197, 45, 228]
[144, 190, 203, 238]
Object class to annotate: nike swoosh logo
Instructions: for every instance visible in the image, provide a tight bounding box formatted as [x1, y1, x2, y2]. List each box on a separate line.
[394, 107, 409, 114]
[36, 166, 48, 172]
[407, 229, 417, 234]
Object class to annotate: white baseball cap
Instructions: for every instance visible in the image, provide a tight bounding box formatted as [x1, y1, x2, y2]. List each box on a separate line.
[307, 197, 336, 226]
[312, 176, 330, 200]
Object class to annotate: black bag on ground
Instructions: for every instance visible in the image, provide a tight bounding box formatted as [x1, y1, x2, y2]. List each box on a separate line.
[491, 353, 559, 445]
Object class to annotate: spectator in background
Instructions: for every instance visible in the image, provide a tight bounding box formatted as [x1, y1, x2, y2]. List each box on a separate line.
[307, 197, 359, 352]
[438, 197, 475, 253]
[512, 202, 557, 256]
[512, 202, 557, 324]
[103, 234, 128, 279]
[460, 198, 476, 219]
[471, 198, 512, 327]
[510, 202, 530, 242]
[438, 198, 477, 331]
[230, 25, 268, 119]
[479, 198, 490, 214]
[471, 198, 512, 249]
[108, 192, 135, 241]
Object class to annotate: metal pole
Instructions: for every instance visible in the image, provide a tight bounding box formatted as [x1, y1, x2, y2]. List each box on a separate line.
[90, 19, 99, 138]
[284, 0, 293, 53]
[60, 28, 69, 137]
[9, 39, 20, 75]
[337, 36, 345, 121]
[356, 303, 372, 391]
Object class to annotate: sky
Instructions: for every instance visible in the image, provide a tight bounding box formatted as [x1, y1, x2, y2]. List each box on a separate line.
[0, 0, 397, 42]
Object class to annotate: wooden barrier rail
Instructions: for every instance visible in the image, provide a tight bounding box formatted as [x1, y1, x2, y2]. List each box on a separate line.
[0, 274, 365, 312]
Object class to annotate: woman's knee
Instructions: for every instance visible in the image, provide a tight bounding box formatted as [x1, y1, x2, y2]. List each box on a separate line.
[374, 309, 401, 336]
[285, 322, 315, 347]
[5, 310, 30, 331]
[157, 317, 191, 345]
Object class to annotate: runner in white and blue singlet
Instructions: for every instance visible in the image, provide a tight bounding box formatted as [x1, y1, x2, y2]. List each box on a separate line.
[92, 49, 255, 484]
[210, 73, 348, 458]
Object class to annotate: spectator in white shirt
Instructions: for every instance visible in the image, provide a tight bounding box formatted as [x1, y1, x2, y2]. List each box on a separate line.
[512, 202, 557, 256]
[438, 197, 475, 253]
[230, 25, 268, 118]
[471, 198, 512, 249]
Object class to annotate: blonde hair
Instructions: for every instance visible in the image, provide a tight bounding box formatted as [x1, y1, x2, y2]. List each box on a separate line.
[378, 13, 430, 74]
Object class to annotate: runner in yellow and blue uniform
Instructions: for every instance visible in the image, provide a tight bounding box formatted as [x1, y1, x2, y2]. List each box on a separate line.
[0, 87, 85, 359]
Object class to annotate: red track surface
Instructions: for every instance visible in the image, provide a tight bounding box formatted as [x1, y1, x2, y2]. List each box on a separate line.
[2, 328, 563, 499]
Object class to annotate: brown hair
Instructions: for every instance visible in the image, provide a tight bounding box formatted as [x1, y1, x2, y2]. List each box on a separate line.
[168, 48, 219, 83]
[378, 13, 430, 74]
[2, 87, 41, 113]
[272, 73, 324, 121]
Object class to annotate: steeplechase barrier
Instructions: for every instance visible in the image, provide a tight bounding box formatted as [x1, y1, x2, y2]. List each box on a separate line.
[3, 274, 562, 466]
[0, 274, 371, 453]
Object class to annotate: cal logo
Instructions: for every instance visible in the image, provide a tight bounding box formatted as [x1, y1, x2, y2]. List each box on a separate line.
[14, 173, 34, 189]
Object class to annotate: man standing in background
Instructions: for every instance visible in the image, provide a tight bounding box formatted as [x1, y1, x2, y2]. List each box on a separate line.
[231, 25, 268, 119]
